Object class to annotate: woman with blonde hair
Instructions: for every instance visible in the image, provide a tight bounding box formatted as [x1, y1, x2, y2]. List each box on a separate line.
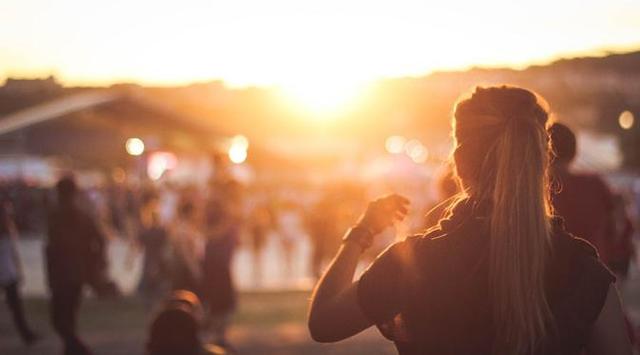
[308, 86, 632, 354]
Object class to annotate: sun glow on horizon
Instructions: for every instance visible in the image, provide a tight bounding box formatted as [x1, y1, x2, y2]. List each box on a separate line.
[277, 76, 371, 118]
[1, 0, 640, 89]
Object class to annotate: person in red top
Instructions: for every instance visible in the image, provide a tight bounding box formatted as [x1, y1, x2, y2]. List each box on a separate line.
[549, 123, 634, 276]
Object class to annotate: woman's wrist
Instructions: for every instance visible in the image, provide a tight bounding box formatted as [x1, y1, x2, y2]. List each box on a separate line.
[342, 225, 375, 252]
[340, 239, 365, 255]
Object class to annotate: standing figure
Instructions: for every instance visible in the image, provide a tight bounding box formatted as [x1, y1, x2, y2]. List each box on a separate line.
[0, 196, 39, 346]
[202, 179, 242, 348]
[247, 200, 272, 286]
[46, 176, 108, 355]
[306, 193, 343, 279]
[276, 199, 301, 280]
[170, 201, 204, 295]
[549, 123, 626, 271]
[136, 192, 171, 308]
[610, 193, 635, 279]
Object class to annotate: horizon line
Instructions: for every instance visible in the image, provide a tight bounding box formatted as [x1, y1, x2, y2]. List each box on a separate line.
[3, 44, 639, 90]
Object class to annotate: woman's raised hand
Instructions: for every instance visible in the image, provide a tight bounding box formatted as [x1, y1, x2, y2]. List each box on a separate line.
[357, 194, 410, 235]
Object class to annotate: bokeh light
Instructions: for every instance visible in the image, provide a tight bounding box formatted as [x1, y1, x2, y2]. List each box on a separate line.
[619, 110, 635, 130]
[228, 135, 249, 164]
[125, 137, 145, 156]
[385, 135, 406, 154]
[228, 146, 248, 164]
[405, 139, 429, 163]
[147, 151, 177, 180]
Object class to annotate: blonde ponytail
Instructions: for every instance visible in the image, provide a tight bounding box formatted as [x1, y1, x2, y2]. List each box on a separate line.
[453, 86, 553, 354]
[490, 112, 552, 353]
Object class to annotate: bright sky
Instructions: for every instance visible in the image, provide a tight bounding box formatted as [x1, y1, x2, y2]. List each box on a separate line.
[1, 0, 639, 92]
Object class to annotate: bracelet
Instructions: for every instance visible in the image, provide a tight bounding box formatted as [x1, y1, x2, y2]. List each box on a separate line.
[342, 225, 375, 251]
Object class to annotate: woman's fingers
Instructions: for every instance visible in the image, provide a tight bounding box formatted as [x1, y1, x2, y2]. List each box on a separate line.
[378, 196, 409, 225]
[396, 204, 409, 215]
[393, 212, 407, 222]
[392, 194, 411, 206]
[361, 194, 411, 232]
[385, 194, 410, 214]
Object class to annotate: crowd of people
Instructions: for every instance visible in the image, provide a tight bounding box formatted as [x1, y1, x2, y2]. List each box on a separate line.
[1, 86, 640, 354]
[0, 157, 404, 354]
[0, 169, 248, 354]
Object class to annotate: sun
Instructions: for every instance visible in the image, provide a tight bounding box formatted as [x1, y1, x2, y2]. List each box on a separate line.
[278, 77, 369, 119]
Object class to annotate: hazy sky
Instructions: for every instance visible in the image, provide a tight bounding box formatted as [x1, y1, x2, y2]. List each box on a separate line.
[2, 0, 639, 89]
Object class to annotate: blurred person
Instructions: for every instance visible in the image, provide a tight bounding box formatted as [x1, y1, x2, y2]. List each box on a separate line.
[276, 199, 303, 280]
[84, 184, 118, 240]
[146, 290, 226, 355]
[105, 179, 141, 240]
[211, 153, 233, 184]
[247, 200, 273, 286]
[135, 191, 172, 309]
[549, 123, 631, 273]
[10, 179, 40, 234]
[610, 193, 635, 279]
[170, 200, 204, 295]
[0, 196, 39, 346]
[306, 193, 343, 279]
[306, 188, 360, 279]
[634, 181, 640, 232]
[158, 183, 179, 226]
[308, 86, 631, 354]
[46, 176, 114, 355]
[106, 179, 128, 236]
[202, 179, 242, 348]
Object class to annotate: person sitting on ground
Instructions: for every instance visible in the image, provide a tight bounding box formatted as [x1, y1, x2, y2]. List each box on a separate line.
[146, 290, 226, 355]
[308, 86, 632, 355]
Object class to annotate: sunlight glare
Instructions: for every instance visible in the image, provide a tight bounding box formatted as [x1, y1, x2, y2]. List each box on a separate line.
[279, 77, 369, 119]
